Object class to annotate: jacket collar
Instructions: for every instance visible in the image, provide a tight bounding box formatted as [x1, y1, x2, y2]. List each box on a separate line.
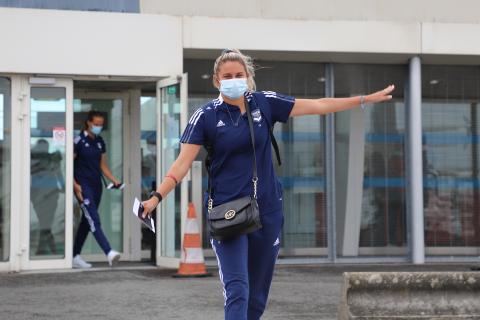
[214, 92, 253, 111]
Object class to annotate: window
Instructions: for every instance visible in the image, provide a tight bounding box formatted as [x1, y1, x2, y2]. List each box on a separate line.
[30, 87, 67, 259]
[422, 65, 480, 252]
[0, 77, 11, 261]
[334, 64, 408, 256]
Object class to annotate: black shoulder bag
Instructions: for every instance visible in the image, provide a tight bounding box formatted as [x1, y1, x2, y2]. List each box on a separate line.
[206, 97, 262, 241]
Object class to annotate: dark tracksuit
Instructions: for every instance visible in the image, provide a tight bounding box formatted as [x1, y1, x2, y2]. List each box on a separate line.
[180, 91, 295, 320]
[73, 131, 111, 256]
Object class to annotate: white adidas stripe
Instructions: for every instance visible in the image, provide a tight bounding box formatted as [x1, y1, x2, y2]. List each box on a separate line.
[183, 108, 204, 142]
[213, 99, 222, 106]
[211, 239, 227, 306]
[80, 204, 96, 233]
[185, 111, 204, 142]
[189, 108, 203, 124]
[182, 123, 195, 143]
[192, 111, 204, 126]
[265, 95, 294, 103]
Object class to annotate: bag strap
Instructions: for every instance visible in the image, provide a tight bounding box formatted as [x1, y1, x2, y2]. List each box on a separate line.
[268, 123, 281, 166]
[244, 96, 258, 197]
[204, 107, 216, 208]
[207, 96, 258, 212]
[250, 93, 282, 166]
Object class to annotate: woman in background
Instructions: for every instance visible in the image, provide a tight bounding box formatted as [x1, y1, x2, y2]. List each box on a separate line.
[73, 110, 122, 268]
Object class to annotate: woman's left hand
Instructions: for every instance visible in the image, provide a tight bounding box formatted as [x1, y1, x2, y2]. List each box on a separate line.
[113, 182, 123, 188]
[365, 85, 395, 104]
[141, 197, 159, 218]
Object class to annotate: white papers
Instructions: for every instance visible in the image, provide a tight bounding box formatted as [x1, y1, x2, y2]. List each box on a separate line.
[132, 198, 155, 233]
[107, 183, 125, 190]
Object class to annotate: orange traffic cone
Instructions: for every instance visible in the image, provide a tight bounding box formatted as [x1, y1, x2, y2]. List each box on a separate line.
[173, 202, 211, 278]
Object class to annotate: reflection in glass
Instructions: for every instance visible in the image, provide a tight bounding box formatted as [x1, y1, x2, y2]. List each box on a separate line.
[140, 96, 156, 260]
[277, 115, 326, 249]
[73, 99, 123, 253]
[361, 103, 406, 247]
[161, 84, 181, 258]
[258, 61, 327, 250]
[335, 64, 407, 255]
[30, 87, 66, 259]
[0, 78, 11, 261]
[422, 66, 480, 251]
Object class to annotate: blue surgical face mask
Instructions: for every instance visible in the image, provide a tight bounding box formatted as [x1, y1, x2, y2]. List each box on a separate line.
[91, 125, 103, 135]
[219, 78, 248, 100]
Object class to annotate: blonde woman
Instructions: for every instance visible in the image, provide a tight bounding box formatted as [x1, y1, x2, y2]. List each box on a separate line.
[142, 49, 394, 320]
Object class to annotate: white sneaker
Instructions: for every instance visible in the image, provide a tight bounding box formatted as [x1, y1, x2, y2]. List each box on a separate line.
[107, 250, 121, 267]
[73, 255, 92, 269]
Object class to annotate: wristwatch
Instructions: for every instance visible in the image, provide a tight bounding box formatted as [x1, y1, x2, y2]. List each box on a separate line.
[149, 191, 163, 205]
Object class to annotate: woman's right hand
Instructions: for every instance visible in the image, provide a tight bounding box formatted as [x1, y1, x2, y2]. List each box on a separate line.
[141, 197, 159, 218]
[74, 183, 83, 202]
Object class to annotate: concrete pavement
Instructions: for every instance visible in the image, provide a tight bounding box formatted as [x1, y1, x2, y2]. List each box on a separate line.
[0, 263, 476, 320]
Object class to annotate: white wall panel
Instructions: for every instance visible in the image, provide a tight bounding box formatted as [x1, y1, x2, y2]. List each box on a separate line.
[0, 8, 182, 77]
[183, 16, 421, 55]
[422, 23, 480, 56]
[142, 0, 480, 24]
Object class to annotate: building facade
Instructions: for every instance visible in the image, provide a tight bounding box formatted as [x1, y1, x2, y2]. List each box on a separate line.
[1, 0, 480, 271]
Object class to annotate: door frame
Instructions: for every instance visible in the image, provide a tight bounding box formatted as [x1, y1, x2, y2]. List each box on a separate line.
[73, 90, 134, 262]
[0, 74, 17, 272]
[15, 76, 74, 270]
[139, 92, 157, 261]
[156, 74, 188, 268]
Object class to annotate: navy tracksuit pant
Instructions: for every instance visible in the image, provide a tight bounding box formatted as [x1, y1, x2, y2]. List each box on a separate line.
[73, 181, 111, 256]
[210, 210, 283, 320]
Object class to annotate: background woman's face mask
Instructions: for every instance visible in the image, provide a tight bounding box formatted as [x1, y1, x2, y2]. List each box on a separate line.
[219, 78, 248, 99]
[91, 125, 103, 135]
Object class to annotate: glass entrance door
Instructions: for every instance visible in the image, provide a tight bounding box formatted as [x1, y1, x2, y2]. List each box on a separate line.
[22, 78, 74, 270]
[140, 95, 157, 261]
[73, 92, 127, 260]
[156, 75, 188, 268]
[0, 78, 12, 270]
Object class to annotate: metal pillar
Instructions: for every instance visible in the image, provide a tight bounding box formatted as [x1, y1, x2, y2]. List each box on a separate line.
[325, 63, 337, 262]
[407, 56, 425, 264]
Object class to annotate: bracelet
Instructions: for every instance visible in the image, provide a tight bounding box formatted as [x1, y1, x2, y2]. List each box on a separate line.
[360, 95, 366, 110]
[165, 174, 178, 185]
[149, 191, 163, 205]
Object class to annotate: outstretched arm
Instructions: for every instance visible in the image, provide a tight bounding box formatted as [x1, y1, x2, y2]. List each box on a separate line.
[141, 143, 201, 216]
[290, 85, 394, 117]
